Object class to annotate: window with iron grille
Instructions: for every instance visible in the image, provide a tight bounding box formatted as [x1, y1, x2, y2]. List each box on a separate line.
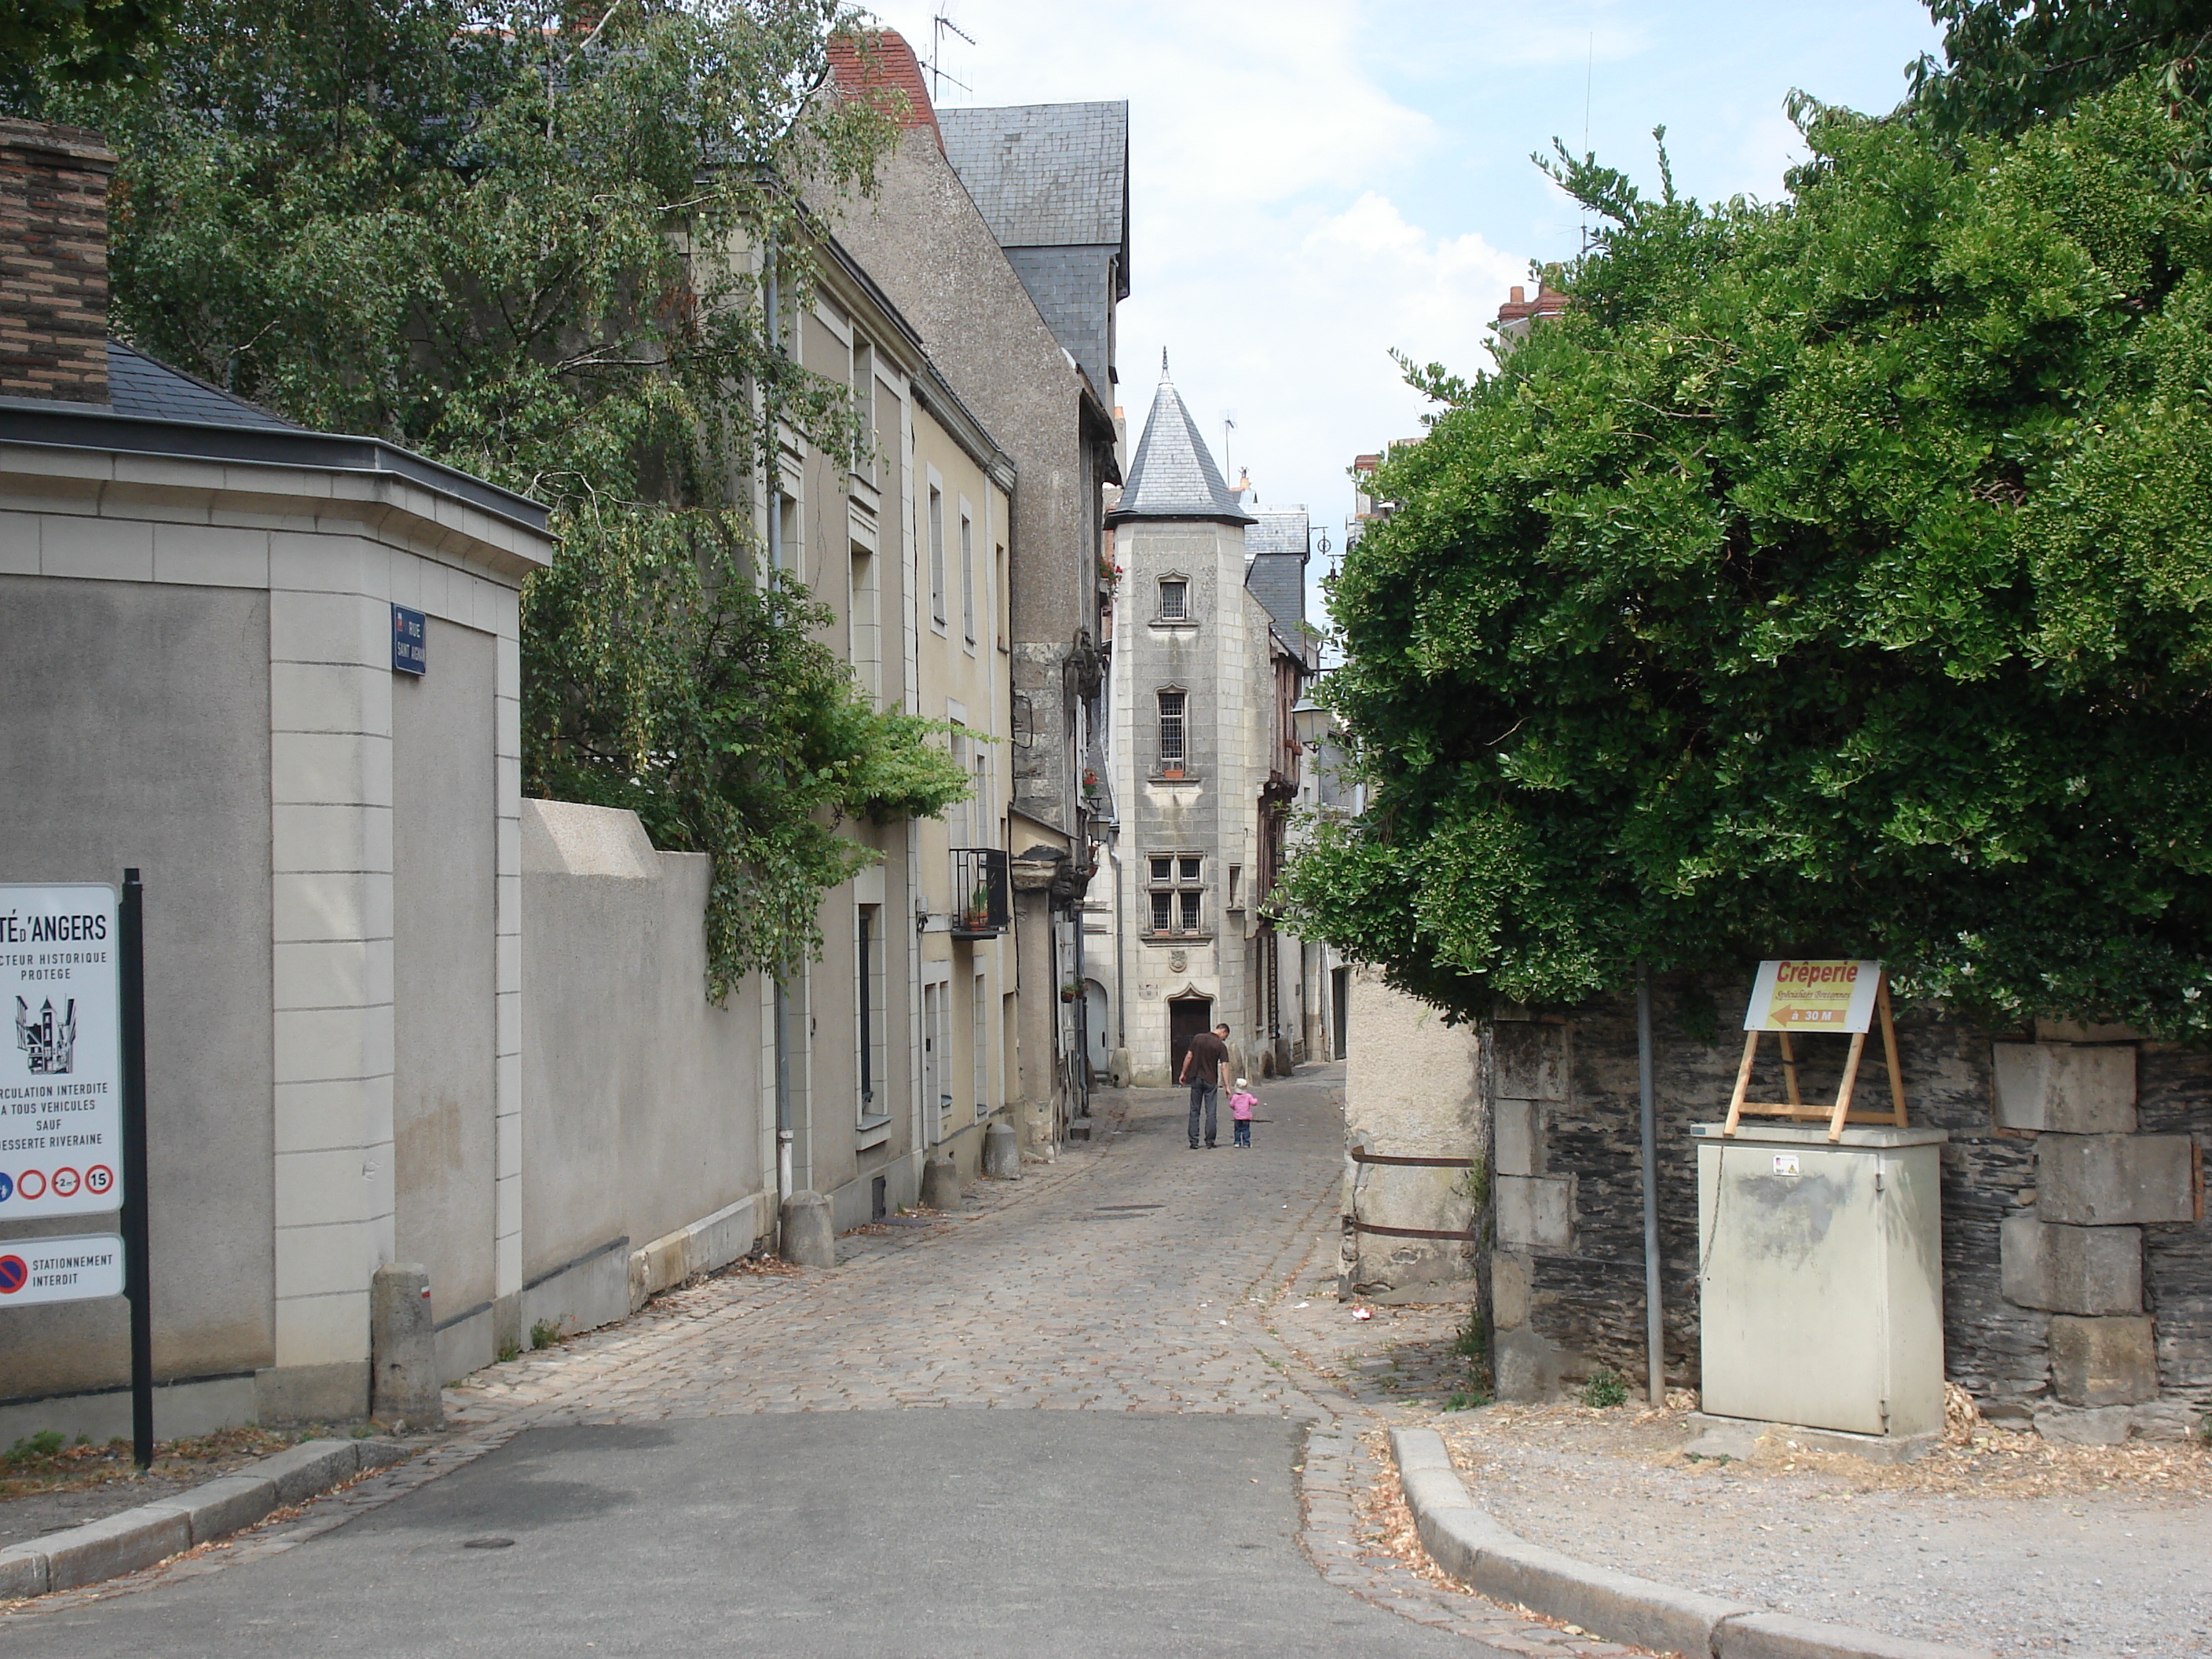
[1146, 852, 1204, 936]
[1157, 689, 1186, 767]
[1158, 578, 1187, 621]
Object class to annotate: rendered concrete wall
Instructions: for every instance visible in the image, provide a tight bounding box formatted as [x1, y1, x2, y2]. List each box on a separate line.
[1339, 970, 1485, 1304]
[0, 573, 275, 1401]
[520, 801, 771, 1338]
[1, 390, 546, 1430]
[391, 616, 498, 1382]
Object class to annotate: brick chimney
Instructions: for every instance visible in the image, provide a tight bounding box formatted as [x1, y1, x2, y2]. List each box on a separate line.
[0, 117, 117, 404]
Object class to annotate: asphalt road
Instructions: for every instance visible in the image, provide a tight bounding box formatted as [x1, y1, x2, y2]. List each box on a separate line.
[12, 1411, 1482, 1657]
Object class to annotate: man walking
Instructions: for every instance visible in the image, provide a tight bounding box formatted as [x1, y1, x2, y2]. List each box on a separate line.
[1180, 1022, 1231, 1149]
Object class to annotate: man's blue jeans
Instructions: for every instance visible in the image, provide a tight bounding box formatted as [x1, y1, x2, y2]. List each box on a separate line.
[1188, 1082, 1217, 1147]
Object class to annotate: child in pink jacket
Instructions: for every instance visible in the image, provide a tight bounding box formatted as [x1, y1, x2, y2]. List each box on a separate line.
[1229, 1078, 1258, 1148]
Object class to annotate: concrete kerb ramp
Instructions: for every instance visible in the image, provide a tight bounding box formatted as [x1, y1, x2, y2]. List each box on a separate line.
[1386, 1429, 1990, 1659]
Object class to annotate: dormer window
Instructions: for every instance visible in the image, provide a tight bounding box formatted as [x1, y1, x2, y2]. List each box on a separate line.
[1159, 578, 1187, 621]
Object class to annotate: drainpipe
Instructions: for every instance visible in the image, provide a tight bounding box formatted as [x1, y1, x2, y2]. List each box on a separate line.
[1637, 961, 1663, 1407]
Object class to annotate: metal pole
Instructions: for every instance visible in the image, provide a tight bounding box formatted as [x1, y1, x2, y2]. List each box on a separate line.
[1636, 961, 1663, 1408]
[119, 870, 153, 1470]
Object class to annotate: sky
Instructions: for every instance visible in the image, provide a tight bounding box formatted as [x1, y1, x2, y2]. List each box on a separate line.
[855, 0, 1947, 613]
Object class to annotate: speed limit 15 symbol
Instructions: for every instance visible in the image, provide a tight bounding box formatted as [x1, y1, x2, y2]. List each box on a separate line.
[85, 1165, 115, 1197]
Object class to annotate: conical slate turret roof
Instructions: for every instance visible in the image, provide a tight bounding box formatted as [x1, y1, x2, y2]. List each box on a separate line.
[1105, 353, 1254, 526]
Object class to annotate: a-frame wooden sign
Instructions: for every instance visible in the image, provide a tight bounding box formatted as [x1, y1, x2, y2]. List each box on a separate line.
[1721, 959, 1908, 1142]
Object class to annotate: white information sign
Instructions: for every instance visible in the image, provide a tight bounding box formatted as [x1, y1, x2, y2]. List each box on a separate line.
[0, 884, 123, 1219]
[1742, 959, 1882, 1035]
[0, 1233, 124, 1306]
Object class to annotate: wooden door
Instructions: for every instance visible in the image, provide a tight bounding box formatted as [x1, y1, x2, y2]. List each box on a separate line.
[1169, 996, 1212, 1083]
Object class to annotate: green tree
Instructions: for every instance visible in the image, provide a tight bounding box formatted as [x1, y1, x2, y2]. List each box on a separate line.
[37, 0, 965, 998]
[1280, 78, 2212, 1039]
[2, 0, 181, 100]
[1909, 1, 2212, 137]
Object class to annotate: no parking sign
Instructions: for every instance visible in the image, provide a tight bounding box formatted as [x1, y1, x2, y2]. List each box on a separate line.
[0, 1235, 123, 1305]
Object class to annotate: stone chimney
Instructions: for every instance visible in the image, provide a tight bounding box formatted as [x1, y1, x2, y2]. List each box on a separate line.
[0, 117, 117, 404]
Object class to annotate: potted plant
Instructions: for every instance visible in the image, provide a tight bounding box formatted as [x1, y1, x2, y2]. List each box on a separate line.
[1060, 981, 1081, 1003]
[961, 874, 992, 932]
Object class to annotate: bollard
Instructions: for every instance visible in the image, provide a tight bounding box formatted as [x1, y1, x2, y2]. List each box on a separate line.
[920, 1152, 964, 1211]
[983, 1120, 1020, 1180]
[780, 1191, 835, 1267]
[370, 1263, 443, 1431]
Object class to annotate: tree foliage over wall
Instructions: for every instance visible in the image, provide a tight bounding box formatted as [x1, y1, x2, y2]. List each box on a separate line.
[23, 0, 966, 998]
[1280, 73, 2212, 1039]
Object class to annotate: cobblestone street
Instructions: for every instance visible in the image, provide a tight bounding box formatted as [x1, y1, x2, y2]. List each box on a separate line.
[3, 1064, 1628, 1657]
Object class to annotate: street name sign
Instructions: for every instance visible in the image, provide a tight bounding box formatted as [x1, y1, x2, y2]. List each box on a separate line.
[1, 884, 123, 1218]
[0, 1233, 124, 1306]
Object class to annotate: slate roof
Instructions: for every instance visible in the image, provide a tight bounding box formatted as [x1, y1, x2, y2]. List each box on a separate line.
[1243, 507, 1309, 628]
[104, 340, 301, 430]
[938, 102, 1128, 271]
[1105, 356, 1254, 527]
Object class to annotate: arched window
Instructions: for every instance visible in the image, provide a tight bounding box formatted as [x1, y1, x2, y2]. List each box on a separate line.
[1158, 577, 1188, 621]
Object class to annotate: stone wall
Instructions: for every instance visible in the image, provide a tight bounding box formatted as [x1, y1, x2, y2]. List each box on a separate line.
[1486, 977, 2210, 1441]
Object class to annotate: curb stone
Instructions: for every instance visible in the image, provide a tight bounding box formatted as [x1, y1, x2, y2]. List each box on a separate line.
[1388, 1429, 1990, 1659]
[0, 1436, 410, 1600]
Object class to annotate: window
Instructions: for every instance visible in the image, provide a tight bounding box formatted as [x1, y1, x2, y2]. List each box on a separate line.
[849, 544, 880, 704]
[851, 342, 875, 482]
[855, 905, 887, 1126]
[1157, 690, 1186, 768]
[1159, 578, 1187, 620]
[949, 725, 971, 848]
[1228, 865, 1243, 909]
[960, 511, 976, 644]
[1147, 852, 1205, 936]
[928, 485, 947, 625]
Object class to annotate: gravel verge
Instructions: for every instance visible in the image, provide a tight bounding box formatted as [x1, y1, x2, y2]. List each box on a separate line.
[1428, 1402, 2211, 1657]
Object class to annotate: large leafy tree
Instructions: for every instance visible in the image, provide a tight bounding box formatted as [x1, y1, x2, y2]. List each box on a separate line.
[30, 0, 965, 998]
[1910, 0, 2212, 136]
[1280, 76, 2212, 1038]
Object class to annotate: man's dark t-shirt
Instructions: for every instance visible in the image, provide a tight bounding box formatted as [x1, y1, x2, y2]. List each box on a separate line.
[1185, 1032, 1229, 1088]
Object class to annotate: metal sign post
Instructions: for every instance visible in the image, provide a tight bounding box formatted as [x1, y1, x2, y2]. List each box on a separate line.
[120, 870, 152, 1469]
[0, 875, 149, 1467]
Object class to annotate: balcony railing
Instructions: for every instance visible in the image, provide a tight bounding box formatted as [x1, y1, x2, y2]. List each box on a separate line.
[950, 848, 1011, 939]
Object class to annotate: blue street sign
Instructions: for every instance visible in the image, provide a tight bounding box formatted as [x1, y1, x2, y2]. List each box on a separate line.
[392, 605, 427, 675]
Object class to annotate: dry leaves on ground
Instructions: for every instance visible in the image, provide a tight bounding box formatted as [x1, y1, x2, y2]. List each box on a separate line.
[0, 1426, 302, 1502]
[1439, 1401, 2212, 1500]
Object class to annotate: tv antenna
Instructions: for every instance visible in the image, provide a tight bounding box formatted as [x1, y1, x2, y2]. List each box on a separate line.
[928, 6, 974, 104]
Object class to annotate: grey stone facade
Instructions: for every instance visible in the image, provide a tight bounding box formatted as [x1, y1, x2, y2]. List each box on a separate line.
[939, 102, 1129, 401]
[830, 96, 1122, 1141]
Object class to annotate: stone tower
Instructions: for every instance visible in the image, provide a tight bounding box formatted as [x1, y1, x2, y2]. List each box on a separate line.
[1104, 356, 1263, 1085]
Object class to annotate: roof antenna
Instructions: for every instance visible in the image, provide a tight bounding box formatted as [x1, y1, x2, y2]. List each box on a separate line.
[928, 5, 974, 104]
[1580, 30, 1594, 257]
